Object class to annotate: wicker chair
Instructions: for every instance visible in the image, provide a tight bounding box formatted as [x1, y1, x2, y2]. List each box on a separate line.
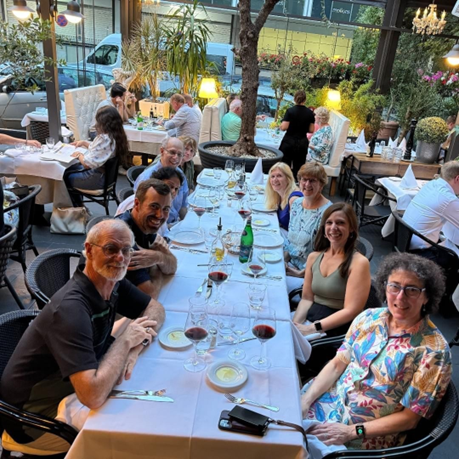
[0, 226, 24, 309]
[29, 121, 49, 145]
[0, 310, 78, 459]
[127, 165, 146, 187]
[25, 249, 81, 310]
[117, 187, 134, 203]
[85, 215, 112, 233]
[7, 185, 41, 272]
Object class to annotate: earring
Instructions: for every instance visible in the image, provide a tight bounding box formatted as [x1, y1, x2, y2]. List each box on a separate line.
[421, 304, 427, 314]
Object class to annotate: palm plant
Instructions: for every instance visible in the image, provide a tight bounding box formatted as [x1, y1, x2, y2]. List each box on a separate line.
[163, 0, 210, 94]
[121, 14, 167, 102]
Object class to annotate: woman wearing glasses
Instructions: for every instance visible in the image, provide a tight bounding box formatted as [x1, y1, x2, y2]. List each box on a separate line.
[301, 252, 452, 451]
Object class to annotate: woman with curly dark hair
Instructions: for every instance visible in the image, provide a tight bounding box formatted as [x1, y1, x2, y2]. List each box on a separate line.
[65, 106, 129, 206]
[300, 252, 452, 452]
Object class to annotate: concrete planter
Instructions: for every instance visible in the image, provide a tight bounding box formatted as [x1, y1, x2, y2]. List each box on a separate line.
[416, 141, 440, 164]
[378, 121, 399, 140]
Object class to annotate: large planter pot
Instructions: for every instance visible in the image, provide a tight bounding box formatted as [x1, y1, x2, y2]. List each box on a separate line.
[416, 141, 440, 164]
[378, 121, 399, 140]
[198, 141, 283, 174]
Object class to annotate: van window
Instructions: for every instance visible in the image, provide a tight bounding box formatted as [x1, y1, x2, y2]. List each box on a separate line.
[88, 45, 119, 66]
[206, 54, 226, 75]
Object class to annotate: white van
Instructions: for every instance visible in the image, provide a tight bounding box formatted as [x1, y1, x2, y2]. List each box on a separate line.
[73, 34, 234, 75]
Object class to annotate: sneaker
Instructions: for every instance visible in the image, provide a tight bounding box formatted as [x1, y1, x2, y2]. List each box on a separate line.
[118, 166, 128, 176]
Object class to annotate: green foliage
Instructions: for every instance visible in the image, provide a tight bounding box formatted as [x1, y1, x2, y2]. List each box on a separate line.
[416, 117, 449, 143]
[164, 0, 210, 94]
[350, 7, 383, 65]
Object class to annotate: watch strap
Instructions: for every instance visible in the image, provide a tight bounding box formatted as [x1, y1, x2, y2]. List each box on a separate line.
[314, 321, 322, 331]
[355, 424, 365, 438]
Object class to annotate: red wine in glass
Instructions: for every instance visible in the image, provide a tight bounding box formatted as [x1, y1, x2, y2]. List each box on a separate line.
[249, 263, 264, 277]
[252, 324, 276, 342]
[193, 207, 206, 217]
[238, 209, 252, 221]
[184, 326, 208, 343]
[208, 271, 228, 286]
[235, 191, 246, 200]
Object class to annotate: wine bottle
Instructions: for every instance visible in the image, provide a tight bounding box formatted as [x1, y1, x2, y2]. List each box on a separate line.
[149, 107, 154, 120]
[404, 119, 417, 160]
[239, 216, 254, 263]
[212, 217, 225, 262]
[367, 132, 377, 158]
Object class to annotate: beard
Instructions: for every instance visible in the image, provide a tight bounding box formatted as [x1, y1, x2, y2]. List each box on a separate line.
[94, 262, 128, 282]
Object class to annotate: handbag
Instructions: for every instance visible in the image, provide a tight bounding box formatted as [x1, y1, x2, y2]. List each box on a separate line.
[50, 206, 89, 234]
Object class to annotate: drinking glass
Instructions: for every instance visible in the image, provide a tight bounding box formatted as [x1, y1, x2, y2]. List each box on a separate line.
[251, 307, 276, 370]
[225, 160, 234, 176]
[184, 302, 209, 372]
[247, 283, 267, 310]
[238, 203, 252, 231]
[249, 187, 258, 203]
[192, 206, 206, 229]
[393, 147, 403, 163]
[234, 189, 246, 209]
[46, 137, 55, 152]
[247, 249, 266, 280]
[228, 303, 251, 360]
[208, 261, 232, 306]
[235, 163, 242, 178]
[213, 167, 223, 180]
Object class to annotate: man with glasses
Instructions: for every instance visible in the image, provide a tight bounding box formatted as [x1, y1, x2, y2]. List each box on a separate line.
[117, 179, 177, 300]
[134, 137, 188, 222]
[1, 220, 165, 455]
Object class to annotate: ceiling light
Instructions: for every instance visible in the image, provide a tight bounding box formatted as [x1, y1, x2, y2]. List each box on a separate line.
[8, 0, 35, 20]
[61, 0, 84, 24]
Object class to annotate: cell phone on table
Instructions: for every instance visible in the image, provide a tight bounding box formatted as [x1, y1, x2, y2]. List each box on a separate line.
[218, 406, 271, 437]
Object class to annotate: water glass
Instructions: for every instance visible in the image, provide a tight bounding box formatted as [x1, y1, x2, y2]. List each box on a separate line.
[247, 283, 267, 310]
[393, 147, 403, 163]
[385, 148, 394, 161]
[381, 146, 392, 161]
[213, 167, 223, 180]
[46, 137, 55, 151]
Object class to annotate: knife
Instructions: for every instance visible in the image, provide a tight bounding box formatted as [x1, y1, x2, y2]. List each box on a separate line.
[205, 278, 213, 299]
[196, 278, 208, 296]
[110, 394, 174, 402]
[217, 337, 257, 346]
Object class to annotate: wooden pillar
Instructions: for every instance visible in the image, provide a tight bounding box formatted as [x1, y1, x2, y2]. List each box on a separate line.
[121, 0, 141, 43]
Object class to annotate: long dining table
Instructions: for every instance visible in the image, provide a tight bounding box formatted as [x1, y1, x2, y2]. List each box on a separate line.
[65, 171, 306, 459]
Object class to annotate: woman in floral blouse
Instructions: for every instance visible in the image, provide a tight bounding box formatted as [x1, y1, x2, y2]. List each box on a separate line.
[308, 106, 333, 165]
[65, 106, 129, 207]
[301, 253, 452, 450]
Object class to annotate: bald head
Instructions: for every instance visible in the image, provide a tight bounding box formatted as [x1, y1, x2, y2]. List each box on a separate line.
[86, 219, 134, 247]
[229, 99, 242, 116]
[160, 137, 184, 168]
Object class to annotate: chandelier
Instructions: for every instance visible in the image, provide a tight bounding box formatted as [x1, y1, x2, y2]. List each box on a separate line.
[412, 3, 447, 35]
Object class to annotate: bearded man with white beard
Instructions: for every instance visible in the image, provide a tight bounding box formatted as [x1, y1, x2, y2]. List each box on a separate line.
[0, 220, 165, 456]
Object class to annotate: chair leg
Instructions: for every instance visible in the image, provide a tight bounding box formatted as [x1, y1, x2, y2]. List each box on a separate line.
[329, 177, 337, 196]
[4, 276, 25, 309]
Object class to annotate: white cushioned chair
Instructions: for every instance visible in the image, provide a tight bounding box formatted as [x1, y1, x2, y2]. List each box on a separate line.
[64, 85, 107, 141]
[323, 110, 350, 196]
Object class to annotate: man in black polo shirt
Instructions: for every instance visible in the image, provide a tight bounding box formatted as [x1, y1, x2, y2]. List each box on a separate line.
[117, 178, 177, 300]
[0, 219, 164, 455]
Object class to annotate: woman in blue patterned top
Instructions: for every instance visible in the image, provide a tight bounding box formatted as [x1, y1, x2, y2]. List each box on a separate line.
[308, 107, 333, 165]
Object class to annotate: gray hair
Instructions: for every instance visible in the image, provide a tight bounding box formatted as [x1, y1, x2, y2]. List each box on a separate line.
[230, 99, 242, 113]
[440, 161, 459, 182]
[161, 136, 184, 151]
[374, 253, 445, 315]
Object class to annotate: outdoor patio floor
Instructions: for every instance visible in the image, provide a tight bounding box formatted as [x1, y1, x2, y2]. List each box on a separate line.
[0, 175, 457, 458]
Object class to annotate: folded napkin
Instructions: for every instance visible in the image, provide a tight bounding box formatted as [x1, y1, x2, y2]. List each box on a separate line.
[398, 138, 406, 152]
[62, 126, 72, 137]
[388, 137, 395, 148]
[4, 148, 28, 158]
[290, 321, 312, 364]
[302, 420, 347, 459]
[355, 130, 367, 151]
[399, 164, 418, 189]
[250, 158, 264, 185]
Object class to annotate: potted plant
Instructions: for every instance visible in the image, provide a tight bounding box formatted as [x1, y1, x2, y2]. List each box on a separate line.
[415, 117, 449, 164]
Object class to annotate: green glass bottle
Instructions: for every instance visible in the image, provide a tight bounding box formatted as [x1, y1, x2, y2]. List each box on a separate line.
[239, 216, 253, 263]
[137, 111, 144, 131]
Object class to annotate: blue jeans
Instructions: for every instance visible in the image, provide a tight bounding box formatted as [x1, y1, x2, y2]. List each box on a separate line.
[64, 164, 105, 207]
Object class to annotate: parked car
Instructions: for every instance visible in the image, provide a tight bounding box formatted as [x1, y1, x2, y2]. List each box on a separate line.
[0, 65, 113, 130]
[221, 74, 271, 89]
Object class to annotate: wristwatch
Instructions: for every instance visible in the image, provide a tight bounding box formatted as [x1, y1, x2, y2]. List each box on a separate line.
[355, 424, 366, 439]
[314, 321, 322, 332]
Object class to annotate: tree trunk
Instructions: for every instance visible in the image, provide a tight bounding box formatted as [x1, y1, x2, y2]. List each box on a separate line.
[228, 0, 280, 158]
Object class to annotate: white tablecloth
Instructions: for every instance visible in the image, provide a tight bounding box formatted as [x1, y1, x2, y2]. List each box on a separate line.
[66, 175, 306, 459]
[21, 111, 67, 127]
[254, 128, 285, 150]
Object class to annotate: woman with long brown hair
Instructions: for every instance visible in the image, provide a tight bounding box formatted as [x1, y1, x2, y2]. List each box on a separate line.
[292, 202, 371, 337]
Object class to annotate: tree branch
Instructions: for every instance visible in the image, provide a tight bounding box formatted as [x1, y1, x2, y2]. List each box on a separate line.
[254, 0, 281, 32]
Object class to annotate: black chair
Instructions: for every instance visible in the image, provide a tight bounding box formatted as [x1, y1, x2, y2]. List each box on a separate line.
[85, 215, 112, 234]
[127, 165, 146, 187]
[117, 187, 134, 203]
[25, 249, 81, 310]
[338, 154, 354, 196]
[356, 236, 374, 262]
[7, 185, 41, 272]
[69, 156, 120, 215]
[353, 175, 395, 228]
[0, 310, 78, 459]
[0, 226, 24, 309]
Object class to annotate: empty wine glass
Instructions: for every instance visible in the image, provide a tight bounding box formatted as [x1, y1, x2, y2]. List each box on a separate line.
[228, 303, 251, 360]
[251, 307, 276, 370]
[46, 137, 55, 152]
[225, 160, 234, 176]
[249, 187, 258, 203]
[247, 283, 267, 310]
[213, 167, 223, 180]
[184, 301, 209, 372]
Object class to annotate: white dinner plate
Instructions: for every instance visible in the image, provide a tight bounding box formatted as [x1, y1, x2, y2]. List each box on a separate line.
[241, 264, 268, 276]
[207, 360, 248, 391]
[251, 203, 276, 213]
[159, 326, 192, 350]
[171, 231, 204, 245]
[197, 172, 229, 188]
[258, 251, 282, 264]
[252, 218, 270, 227]
[254, 233, 284, 248]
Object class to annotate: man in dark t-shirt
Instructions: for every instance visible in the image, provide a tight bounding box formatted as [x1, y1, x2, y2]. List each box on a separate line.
[116, 178, 177, 300]
[0, 219, 165, 455]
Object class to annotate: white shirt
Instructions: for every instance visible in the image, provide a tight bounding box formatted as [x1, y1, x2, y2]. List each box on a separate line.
[403, 177, 459, 254]
[164, 104, 200, 142]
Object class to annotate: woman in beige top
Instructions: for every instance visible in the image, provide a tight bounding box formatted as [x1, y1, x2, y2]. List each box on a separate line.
[293, 202, 371, 337]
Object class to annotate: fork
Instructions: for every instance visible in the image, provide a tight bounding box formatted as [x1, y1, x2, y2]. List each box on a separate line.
[224, 393, 279, 412]
[195, 278, 208, 296]
[111, 389, 166, 397]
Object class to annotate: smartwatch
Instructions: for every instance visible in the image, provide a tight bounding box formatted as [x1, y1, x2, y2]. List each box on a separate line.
[314, 321, 322, 332]
[355, 424, 365, 439]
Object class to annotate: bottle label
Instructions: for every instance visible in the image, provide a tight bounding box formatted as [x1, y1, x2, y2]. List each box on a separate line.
[239, 244, 252, 261]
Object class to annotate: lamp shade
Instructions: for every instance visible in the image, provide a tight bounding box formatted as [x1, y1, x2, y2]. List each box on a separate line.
[62, 1, 84, 24]
[8, 0, 34, 20]
[199, 78, 218, 99]
[326, 89, 341, 110]
[444, 44, 459, 66]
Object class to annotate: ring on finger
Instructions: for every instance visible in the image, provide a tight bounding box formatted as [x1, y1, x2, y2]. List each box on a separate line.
[146, 327, 152, 333]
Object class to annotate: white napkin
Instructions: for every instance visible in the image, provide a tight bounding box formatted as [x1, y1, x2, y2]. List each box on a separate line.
[398, 138, 406, 151]
[290, 321, 312, 364]
[355, 130, 366, 151]
[4, 149, 28, 158]
[250, 158, 264, 185]
[302, 420, 347, 458]
[399, 165, 418, 189]
[388, 137, 395, 148]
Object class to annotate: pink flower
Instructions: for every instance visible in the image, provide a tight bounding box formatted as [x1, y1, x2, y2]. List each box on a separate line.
[417, 69, 424, 76]
[355, 62, 364, 68]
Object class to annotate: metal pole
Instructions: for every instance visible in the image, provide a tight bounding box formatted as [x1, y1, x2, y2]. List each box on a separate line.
[39, 0, 62, 140]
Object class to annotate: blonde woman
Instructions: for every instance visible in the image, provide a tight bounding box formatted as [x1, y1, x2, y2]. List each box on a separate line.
[308, 106, 333, 164]
[265, 163, 303, 231]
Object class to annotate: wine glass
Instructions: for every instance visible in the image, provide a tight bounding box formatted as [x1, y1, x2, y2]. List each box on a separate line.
[184, 303, 209, 372]
[46, 137, 55, 152]
[225, 160, 234, 176]
[213, 167, 223, 181]
[249, 187, 258, 204]
[208, 261, 232, 306]
[234, 189, 246, 209]
[228, 303, 251, 360]
[237, 203, 252, 231]
[192, 206, 206, 229]
[247, 283, 267, 310]
[247, 249, 266, 280]
[208, 188, 219, 217]
[251, 307, 276, 370]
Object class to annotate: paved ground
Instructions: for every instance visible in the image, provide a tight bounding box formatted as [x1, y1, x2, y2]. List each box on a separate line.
[0, 176, 457, 457]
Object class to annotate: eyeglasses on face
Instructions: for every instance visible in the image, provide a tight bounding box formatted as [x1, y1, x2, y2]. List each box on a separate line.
[164, 149, 183, 159]
[90, 243, 134, 258]
[299, 177, 318, 185]
[385, 282, 426, 299]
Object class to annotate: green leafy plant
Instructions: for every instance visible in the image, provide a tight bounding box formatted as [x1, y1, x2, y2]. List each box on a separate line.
[416, 117, 449, 144]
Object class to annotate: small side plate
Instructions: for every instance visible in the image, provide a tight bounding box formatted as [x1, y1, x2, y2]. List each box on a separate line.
[207, 360, 248, 391]
[171, 231, 204, 245]
[252, 218, 270, 227]
[258, 251, 282, 263]
[159, 326, 192, 350]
